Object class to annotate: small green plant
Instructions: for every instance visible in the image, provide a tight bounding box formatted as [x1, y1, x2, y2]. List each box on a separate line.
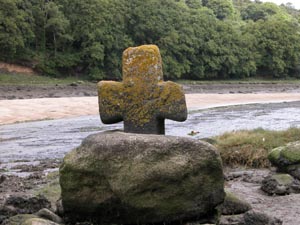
[213, 127, 300, 168]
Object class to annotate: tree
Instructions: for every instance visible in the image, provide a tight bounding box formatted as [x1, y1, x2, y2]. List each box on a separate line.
[0, 0, 34, 60]
[245, 18, 300, 77]
[204, 0, 234, 20]
[185, 0, 202, 9]
[241, 2, 292, 21]
[44, 1, 70, 57]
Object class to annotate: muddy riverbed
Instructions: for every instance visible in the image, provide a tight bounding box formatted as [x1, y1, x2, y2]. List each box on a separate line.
[1, 101, 300, 165]
[1, 83, 300, 224]
[1, 82, 300, 100]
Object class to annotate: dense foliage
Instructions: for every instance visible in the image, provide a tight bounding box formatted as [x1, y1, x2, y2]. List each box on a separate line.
[1, 0, 300, 80]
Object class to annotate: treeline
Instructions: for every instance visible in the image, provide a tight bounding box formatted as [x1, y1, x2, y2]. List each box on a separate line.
[1, 0, 300, 80]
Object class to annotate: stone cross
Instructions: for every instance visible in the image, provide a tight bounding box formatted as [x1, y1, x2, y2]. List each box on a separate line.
[97, 45, 187, 134]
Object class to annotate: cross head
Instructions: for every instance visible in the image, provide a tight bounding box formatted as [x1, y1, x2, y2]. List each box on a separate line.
[97, 45, 187, 134]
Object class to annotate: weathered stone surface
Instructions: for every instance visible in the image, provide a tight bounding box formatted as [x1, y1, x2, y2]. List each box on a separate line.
[243, 210, 282, 225]
[2, 214, 39, 225]
[59, 131, 225, 224]
[287, 164, 300, 180]
[98, 45, 187, 134]
[219, 214, 244, 225]
[222, 192, 251, 215]
[2, 209, 62, 225]
[35, 208, 63, 224]
[22, 218, 60, 225]
[261, 173, 300, 195]
[1, 195, 51, 218]
[220, 210, 282, 225]
[268, 141, 300, 179]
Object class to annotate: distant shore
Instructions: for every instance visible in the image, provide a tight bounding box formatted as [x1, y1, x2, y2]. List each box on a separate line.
[1, 82, 300, 100]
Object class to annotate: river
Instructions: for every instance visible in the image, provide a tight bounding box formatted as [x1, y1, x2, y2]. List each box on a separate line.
[1, 101, 300, 165]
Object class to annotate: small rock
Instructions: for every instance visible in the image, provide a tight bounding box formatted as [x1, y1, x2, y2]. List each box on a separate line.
[36, 208, 63, 224]
[220, 210, 282, 225]
[22, 218, 60, 225]
[0, 175, 7, 183]
[69, 82, 78, 87]
[222, 192, 252, 215]
[4, 195, 51, 215]
[0, 205, 17, 217]
[2, 214, 39, 225]
[219, 214, 244, 225]
[225, 171, 248, 180]
[243, 210, 282, 225]
[261, 173, 300, 195]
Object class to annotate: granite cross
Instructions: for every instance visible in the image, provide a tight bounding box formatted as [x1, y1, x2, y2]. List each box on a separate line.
[97, 45, 187, 134]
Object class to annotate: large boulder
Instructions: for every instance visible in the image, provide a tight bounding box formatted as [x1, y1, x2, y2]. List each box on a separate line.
[268, 141, 300, 179]
[59, 131, 225, 224]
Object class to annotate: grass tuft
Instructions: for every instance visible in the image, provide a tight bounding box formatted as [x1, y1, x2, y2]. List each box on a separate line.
[0, 73, 91, 86]
[213, 127, 300, 168]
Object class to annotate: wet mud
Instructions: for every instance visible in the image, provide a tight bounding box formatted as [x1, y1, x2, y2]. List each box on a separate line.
[1, 82, 300, 100]
[1, 83, 300, 224]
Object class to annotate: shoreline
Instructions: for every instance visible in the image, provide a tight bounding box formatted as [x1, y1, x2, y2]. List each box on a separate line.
[1, 93, 300, 125]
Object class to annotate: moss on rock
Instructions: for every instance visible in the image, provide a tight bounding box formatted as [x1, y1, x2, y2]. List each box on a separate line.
[268, 147, 283, 167]
[273, 173, 294, 185]
[281, 141, 300, 164]
[222, 191, 251, 215]
[261, 173, 300, 195]
[60, 131, 225, 224]
[268, 141, 300, 176]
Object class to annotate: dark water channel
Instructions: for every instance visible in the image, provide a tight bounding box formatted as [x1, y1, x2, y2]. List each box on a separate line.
[1, 101, 300, 167]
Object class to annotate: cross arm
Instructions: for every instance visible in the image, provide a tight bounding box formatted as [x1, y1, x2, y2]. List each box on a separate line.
[97, 81, 124, 124]
[158, 81, 187, 121]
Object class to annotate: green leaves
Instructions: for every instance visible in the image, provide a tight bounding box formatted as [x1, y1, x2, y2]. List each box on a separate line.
[1, 0, 300, 80]
[0, 0, 34, 59]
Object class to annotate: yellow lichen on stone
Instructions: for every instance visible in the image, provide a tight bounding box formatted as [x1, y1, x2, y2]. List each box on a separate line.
[158, 81, 187, 121]
[97, 44, 187, 134]
[97, 81, 124, 123]
[123, 45, 163, 84]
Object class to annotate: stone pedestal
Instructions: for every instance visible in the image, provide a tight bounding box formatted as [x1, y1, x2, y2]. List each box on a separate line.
[59, 131, 225, 224]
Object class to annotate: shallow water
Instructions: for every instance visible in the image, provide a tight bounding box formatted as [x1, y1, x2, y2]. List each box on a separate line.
[1, 101, 300, 164]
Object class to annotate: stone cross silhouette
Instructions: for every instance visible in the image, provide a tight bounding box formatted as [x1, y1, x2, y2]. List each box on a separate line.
[97, 45, 187, 134]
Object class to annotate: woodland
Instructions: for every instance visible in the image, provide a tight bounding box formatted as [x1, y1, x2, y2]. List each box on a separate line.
[1, 0, 300, 80]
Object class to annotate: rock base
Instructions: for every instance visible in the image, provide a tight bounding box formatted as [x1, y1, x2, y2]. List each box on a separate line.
[59, 131, 225, 224]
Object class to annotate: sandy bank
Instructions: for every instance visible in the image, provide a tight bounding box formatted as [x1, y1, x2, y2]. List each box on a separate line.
[0, 93, 300, 125]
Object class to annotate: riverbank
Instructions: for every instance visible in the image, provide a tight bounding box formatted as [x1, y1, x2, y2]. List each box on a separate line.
[1, 82, 300, 100]
[1, 93, 300, 125]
